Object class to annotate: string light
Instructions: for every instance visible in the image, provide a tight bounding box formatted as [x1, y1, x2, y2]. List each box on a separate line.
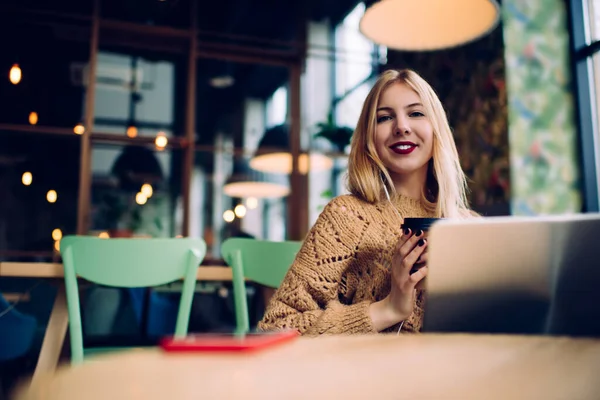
[234, 204, 247, 218]
[46, 190, 57, 203]
[155, 132, 168, 150]
[127, 126, 138, 138]
[141, 183, 153, 198]
[29, 112, 38, 125]
[52, 229, 63, 241]
[9, 64, 21, 85]
[135, 192, 147, 205]
[22, 172, 32, 186]
[74, 124, 85, 135]
[223, 210, 235, 222]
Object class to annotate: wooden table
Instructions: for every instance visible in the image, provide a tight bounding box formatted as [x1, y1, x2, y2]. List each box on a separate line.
[0, 262, 235, 387]
[15, 334, 600, 399]
[0, 262, 234, 281]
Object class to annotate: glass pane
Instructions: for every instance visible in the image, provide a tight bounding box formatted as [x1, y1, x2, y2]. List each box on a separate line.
[90, 142, 183, 239]
[193, 60, 290, 254]
[93, 50, 183, 139]
[588, 0, 600, 42]
[0, 132, 80, 260]
[193, 150, 288, 259]
[334, 2, 376, 97]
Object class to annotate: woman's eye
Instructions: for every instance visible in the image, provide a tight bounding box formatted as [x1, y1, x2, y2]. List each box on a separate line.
[377, 115, 392, 123]
[409, 111, 425, 117]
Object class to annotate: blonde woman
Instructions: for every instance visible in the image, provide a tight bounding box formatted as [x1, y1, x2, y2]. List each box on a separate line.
[259, 69, 474, 335]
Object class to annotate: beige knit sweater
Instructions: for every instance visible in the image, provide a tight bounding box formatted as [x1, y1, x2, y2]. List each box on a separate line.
[258, 194, 434, 335]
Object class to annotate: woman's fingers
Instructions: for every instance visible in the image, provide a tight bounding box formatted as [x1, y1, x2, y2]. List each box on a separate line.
[397, 229, 425, 259]
[396, 228, 412, 251]
[409, 265, 428, 285]
[401, 238, 427, 270]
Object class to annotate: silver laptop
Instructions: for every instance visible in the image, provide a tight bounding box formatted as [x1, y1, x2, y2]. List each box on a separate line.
[422, 214, 600, 337]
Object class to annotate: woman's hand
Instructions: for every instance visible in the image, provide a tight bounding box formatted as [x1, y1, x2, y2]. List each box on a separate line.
[369, 228, 428, 331]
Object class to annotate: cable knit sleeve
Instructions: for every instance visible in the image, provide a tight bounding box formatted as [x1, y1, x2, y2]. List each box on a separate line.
[258, 196, 378, 336]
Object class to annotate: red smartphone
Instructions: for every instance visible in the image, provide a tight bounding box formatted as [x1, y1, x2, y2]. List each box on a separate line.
[160, 330, 299, 353]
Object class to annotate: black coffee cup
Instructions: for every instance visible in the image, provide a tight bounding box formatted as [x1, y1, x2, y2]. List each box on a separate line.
[400, 217, 441, 233]
[401, 218, 442, 289]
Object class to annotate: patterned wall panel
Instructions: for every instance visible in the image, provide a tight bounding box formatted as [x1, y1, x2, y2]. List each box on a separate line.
[503, 0, 581, 215]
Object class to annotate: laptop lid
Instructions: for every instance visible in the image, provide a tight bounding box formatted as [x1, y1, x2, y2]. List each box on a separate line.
[422, 214, 600, 337]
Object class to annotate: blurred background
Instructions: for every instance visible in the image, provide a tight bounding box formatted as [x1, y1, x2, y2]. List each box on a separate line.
[2, 0, 597, 259]
[1, 0, 600, 388]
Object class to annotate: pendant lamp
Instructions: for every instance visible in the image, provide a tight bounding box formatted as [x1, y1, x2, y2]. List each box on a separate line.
[223, 158, 290, 198]
[249, 125, 333, 175]
[359, 0, 500, 51]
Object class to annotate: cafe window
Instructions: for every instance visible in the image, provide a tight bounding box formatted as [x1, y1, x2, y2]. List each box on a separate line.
[570, 0, 600, 211]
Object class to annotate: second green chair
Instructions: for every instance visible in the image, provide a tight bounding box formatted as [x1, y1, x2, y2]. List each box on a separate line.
[221, 238, 302, 334]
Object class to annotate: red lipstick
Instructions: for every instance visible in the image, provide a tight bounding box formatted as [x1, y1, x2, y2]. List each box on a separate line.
[389, 141, 417, 155]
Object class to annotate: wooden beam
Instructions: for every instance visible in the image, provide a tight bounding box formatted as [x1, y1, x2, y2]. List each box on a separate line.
[181, 0, 198, 237]
[76, 0, 100, 235]
[287, 63, 308, 240]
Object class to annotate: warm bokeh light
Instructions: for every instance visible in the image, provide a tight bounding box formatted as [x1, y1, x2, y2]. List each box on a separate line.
[250, 153, 333, 174]
[155, 132, 168, 150]
[54, 240, 60, 252]
[234, 204, 247, 218]
[246, 197, 258, 209]
[126, 126, 138, 138]
[22, 172, 32, 186]
[29, 112, 38, 125]
[74, 124, 85, 135]
[223, 210, 235, 223]
[175, 235, 183, 238]
[99, 231, 110, 239]
[141, 183, 153, 198]
[46, 190, 57, 203]
[135, 192, 148, 205]
[9, 64, 21, 84]
[52, 228, 63, 241]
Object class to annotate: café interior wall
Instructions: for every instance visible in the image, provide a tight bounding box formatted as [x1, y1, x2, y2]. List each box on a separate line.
[502, 0, 582, 215]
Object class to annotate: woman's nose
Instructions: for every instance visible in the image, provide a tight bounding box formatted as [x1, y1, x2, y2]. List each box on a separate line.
[395, 119, 410, 135]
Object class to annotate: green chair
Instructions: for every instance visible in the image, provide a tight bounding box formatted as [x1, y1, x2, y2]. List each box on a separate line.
[221, 238, 302, 334]
[60, 236, 206, 364]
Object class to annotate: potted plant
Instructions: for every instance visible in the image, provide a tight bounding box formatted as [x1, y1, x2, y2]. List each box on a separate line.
[313, 113, 354, 154]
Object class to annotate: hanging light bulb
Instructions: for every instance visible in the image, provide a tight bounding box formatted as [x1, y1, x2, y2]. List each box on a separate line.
[9, 64, 21, 85]
[155, 132, 168, 151]
[141, 183, 153, 198]
[223, 210, 235, 223]
[22, 172, 32, 186]
[234, 204, 247, 218]
[74, 124, 85, 135]
[46, 190, 57, 203]
[135, 192, 148, 205]
[126, 126, 138, 138]
[52, 228, 63, 241]
[29, 112, 38, 125]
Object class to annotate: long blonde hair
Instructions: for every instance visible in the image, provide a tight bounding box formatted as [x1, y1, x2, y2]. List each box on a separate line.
[347, 69, 470, 218]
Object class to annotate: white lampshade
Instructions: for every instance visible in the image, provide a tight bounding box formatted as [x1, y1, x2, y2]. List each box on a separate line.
[360, 0, 500, 51]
